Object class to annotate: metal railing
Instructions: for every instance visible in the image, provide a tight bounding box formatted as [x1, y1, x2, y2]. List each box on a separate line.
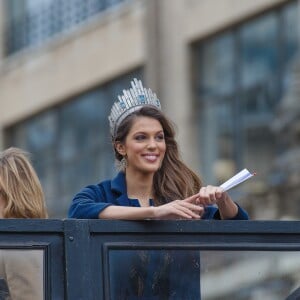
[1, 219, 300, 299]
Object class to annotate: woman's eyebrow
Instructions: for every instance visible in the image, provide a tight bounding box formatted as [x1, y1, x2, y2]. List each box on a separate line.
[133, 130, 163, 135]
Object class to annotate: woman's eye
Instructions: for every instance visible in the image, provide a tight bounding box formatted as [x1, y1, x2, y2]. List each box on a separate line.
[156, 135, 165, 141]
[135, 135, 146, 141]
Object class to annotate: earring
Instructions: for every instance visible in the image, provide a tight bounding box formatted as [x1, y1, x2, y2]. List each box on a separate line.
[120, 156, 128, 170]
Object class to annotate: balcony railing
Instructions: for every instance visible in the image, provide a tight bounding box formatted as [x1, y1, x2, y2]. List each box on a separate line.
[1, 219, 300, 299]
[5, 0, 126, 55]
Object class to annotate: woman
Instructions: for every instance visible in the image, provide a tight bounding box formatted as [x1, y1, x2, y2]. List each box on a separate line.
[0, 147, 47, 300]
[68, 79, 248, 299]
[68, 78, 248, 221]
[0, 147, 47, 219]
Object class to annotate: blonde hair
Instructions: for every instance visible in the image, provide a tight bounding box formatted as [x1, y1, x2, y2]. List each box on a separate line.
[0, 147, 48, 218]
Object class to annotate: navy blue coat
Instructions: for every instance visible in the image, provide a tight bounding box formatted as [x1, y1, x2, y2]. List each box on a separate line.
[68, 172, 248, 220]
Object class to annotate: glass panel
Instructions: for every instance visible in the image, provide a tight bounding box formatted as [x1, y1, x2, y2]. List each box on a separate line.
[0, 249, 44, 300]
[59, 90, 108, 161]
[240, 85, 277, 178]
[239, 14, 279, 89]
[26, 0, 53, 12]
[199, 99, 236, 185]
[243, 126, 276, 180]
[108, 249, 200, 299]
[239, 15, 279, 174]
[195, 2, 300, 188]
[196, 33, 236, 184]
[58, 89, 113, 217]
[198, 33, 235, 97]
[238, 13, 280, 177]
[5, 0, 127, 54]
[200, 251, 300, 299]
[282, 2, 299, 63]
[282, 2, 300, 95]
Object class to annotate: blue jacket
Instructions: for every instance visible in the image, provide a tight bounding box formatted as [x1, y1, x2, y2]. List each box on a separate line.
[68, 172, 249, 220]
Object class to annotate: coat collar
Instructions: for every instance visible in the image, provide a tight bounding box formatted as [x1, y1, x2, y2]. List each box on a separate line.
[111, 172, 131, 206]
[111, 171, 127, 195]
[110, 171, 155, 207]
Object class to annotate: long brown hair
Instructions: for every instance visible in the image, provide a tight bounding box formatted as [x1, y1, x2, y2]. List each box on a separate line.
[112, 106, 202, 204]
[0, 147, 48, 218]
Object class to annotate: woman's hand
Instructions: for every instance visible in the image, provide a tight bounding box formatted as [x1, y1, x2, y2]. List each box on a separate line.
[153, 194, 204, 220]
[198, 185, 227, 206]
[198, 185, 238, 219]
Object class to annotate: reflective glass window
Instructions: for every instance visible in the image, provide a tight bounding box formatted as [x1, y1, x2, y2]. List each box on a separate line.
[200, 251, 300, 299]
[108, 249, 200, 299]
[195, 1, 299, 185]
[198, 33, 235, 98]
[0, 249, 44, 300]
[5, 0, 127, 54]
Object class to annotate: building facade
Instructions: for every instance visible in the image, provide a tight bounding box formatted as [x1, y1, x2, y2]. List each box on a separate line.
[0, 0, 299, 218]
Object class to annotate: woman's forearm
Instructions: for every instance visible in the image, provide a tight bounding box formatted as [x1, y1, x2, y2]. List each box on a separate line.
[99, 205, 156, 220]
[99, 198, 203, 220]
[217, 197, 238, 219]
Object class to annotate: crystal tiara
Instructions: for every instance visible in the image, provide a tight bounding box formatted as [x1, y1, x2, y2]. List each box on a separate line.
[108, 78, 161, 136]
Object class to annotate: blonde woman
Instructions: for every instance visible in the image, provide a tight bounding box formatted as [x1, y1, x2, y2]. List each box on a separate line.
[0, 147, 47, 219]
[0, 147, 47, 300]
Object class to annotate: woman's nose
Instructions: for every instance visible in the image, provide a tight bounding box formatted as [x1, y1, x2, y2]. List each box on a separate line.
[147, 138, 157, 148]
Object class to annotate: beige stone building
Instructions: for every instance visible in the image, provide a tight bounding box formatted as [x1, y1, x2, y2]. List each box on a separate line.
[0, 0, 299, 219]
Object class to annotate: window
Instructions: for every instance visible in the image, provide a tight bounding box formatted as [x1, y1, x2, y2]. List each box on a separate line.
[194, 1, 299, 187]
[4, 0, 127, 54]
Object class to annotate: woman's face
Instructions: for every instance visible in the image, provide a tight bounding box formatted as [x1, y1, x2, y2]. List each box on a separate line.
[117, 116, 166, 175]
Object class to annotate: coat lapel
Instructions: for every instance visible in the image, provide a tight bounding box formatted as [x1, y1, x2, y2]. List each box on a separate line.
[111, 172, 131, 206]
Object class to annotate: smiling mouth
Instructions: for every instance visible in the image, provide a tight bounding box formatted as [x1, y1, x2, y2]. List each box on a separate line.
[142, 154, 159, 162]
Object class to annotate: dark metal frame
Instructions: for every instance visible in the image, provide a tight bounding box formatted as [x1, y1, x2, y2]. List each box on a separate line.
[1, 219, 300, 299]
[89, 220, 300, 299]
[0, 219, 65, 300]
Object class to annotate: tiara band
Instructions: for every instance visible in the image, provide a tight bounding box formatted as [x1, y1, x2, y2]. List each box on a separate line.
[108, 78, 161, 136]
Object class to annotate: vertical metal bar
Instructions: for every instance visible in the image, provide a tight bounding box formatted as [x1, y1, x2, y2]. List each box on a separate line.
[64, 219, 92, 300]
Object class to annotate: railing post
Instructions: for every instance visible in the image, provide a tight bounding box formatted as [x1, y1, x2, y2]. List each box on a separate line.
[64, 219, 92, 300]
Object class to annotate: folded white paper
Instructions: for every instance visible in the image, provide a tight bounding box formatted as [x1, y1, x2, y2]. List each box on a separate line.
[220, 168, 256, 191]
